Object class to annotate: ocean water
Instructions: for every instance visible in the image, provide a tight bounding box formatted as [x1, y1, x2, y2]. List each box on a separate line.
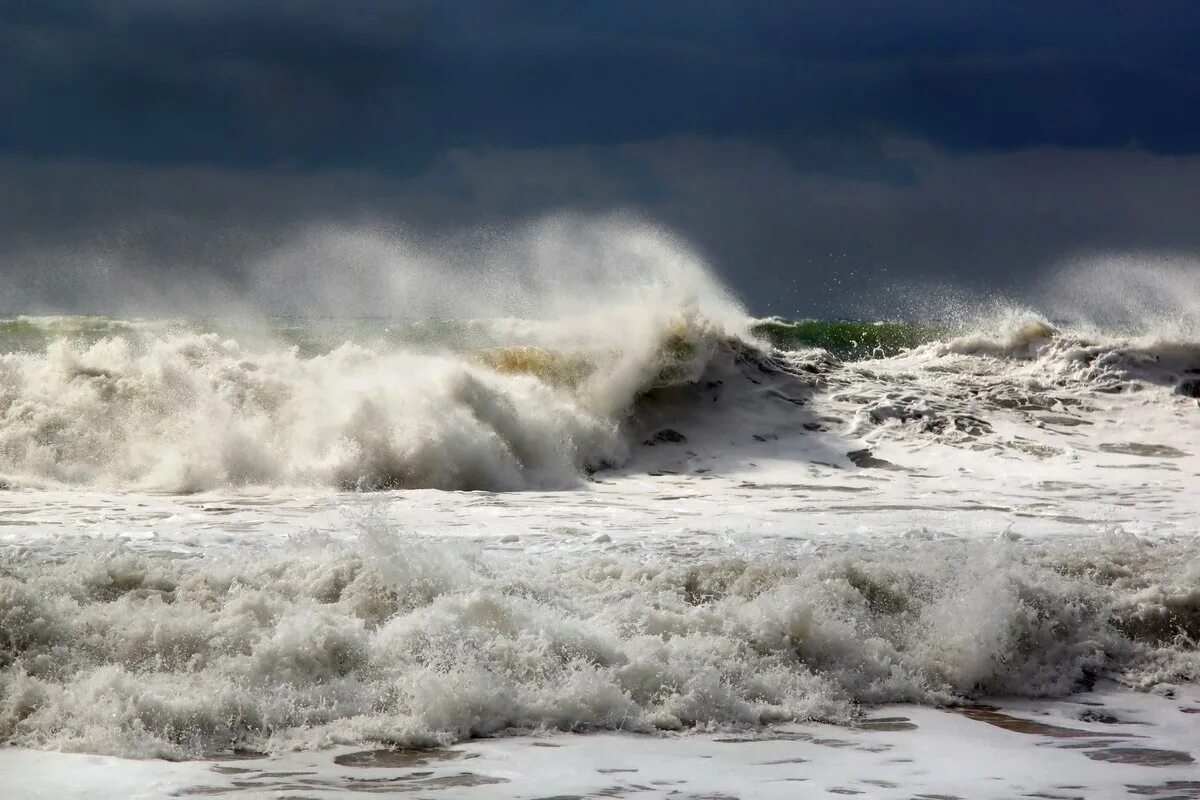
[1, 244, 1199, 798]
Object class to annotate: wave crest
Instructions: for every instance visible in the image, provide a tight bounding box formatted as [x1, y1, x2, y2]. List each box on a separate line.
[0, 302, 773, 491]
[0, 332, 631, 491]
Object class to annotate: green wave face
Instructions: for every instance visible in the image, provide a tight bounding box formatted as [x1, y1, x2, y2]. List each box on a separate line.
[751, 320, 946, 359]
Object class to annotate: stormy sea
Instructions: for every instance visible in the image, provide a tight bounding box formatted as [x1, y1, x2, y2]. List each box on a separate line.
[1, 226, 1198, 799]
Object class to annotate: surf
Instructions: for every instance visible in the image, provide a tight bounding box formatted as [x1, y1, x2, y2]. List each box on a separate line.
[1, 306, 1198, 492]
[2, 527, 1197, 758]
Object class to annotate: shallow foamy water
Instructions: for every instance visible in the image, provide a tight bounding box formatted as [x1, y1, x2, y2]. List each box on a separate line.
[2, 306, 1199, 797]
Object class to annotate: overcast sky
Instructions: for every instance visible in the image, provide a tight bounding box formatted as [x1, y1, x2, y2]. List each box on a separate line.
[3, 1, 1199, 315]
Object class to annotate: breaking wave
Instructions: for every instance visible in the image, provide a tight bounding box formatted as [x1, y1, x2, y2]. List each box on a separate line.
[0, 219, 762, 492]
[1, 528, 1196, 758]
[0, 322, 745, 492]
[0, 225, 1197, 494]
[1, 306, 1198, 492]
[926, 312, 1200, 395]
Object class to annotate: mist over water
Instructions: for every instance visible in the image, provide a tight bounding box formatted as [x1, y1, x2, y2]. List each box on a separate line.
[10, 204, 1200, 344]
[8, 214, 743, 322]
[1041, 253, 1200, 337]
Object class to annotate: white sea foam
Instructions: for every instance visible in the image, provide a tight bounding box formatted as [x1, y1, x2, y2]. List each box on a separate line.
[2, 525, 1197, 759]
[0, 335, 632, 491]
[3, 299, 1198, 493]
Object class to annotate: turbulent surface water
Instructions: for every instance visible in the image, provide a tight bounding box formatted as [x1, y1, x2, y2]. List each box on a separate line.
[1, 278, 1199, 797]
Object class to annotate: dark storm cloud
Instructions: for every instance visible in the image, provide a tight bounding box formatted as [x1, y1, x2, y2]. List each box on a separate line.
[4, 0, 1200, 169]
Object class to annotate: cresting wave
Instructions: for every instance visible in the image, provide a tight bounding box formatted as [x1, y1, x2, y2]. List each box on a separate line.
[1, 218, 1197, 493]
[1, 307, 1199, 492]
[0, 313, 779, 492]
[0, 330, 624, 492]
[0, 219, 760, 492]
[1, 529, 1197, 758]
